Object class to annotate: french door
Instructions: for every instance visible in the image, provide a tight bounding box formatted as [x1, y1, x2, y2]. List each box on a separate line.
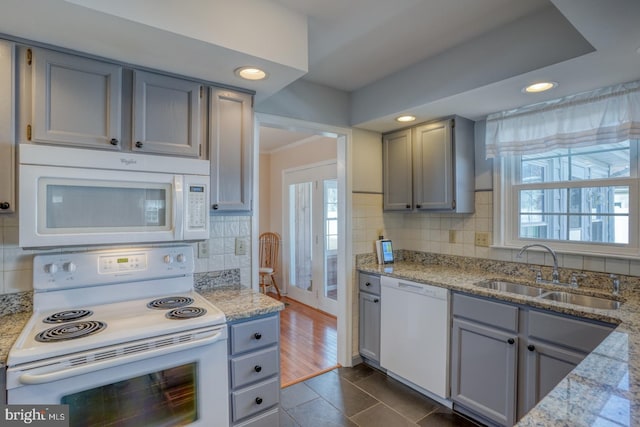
[283, 162, 338, 316]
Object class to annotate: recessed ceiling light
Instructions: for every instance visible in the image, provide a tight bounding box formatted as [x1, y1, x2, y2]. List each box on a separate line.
[523, 81, 557, 93]
[234, 66, 268, 81]
[396, 115, 416, 123]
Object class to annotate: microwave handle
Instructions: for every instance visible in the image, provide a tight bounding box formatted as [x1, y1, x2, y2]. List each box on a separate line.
[19, 329, 225, 385]
[174, 176, 184, 239]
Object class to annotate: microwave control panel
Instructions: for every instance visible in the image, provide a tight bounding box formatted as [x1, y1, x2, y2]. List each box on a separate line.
[187, 185, 206, 229]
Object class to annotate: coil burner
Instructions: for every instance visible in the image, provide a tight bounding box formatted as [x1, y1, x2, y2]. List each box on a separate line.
[147, 296, 195, 310]
[165, 306, 208, 320]
[35, 321, 107, 342]
[43, 309, 94, 324]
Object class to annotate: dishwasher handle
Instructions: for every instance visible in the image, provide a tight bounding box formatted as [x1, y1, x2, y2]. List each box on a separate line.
[382, 277, 448, 300]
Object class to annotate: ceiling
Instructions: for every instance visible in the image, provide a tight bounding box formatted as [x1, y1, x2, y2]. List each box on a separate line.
[1, 0, 640, 140]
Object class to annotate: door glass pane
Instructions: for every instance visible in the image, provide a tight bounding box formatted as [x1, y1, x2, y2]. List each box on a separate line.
[62, 363, 197, 427]
[44, 180, 171, 232]
[324, 179, 338, 301]
[289, 182, 313, 291]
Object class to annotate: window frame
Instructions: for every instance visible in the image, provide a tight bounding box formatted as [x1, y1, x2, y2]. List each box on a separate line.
[493, 141, 640, 258]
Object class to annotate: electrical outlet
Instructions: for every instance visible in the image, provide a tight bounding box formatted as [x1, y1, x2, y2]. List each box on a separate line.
[474, 232, 490, 247]
[235, 238, 246, 255]
[449, 230, 456, 243]
[197, 241, 209, 258]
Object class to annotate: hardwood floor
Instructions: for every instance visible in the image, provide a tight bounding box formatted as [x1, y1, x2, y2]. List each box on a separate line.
[271, 294, 338, 387]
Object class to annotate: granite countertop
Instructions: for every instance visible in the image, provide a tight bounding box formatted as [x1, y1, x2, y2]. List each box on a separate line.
[0, 286, 284, 369]
[359, 261, 638, 427]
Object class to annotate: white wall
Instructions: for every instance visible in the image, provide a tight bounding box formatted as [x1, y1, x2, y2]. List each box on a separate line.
[351, 128, 383, 194]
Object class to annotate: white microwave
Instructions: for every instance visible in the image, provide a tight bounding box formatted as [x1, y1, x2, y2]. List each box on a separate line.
[19, 144, 210, 248]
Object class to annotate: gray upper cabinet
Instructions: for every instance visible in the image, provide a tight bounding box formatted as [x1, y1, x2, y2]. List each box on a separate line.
[383, 116, 475, 213]
[133, 70, 202, 157]
[0, 40, 15, 214]
[209, 88, 253, 212]
[382, 129, 412, 211]
[30, 47, 122, 149]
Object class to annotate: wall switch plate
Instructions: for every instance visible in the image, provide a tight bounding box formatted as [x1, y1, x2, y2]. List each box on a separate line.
[475, 232, 490, 247]
[197, 241, 209, 258]
[235, 238, 247, 255]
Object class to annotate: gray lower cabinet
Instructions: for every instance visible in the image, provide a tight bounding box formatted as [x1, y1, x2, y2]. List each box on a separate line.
[228, 313, 280, 426]
[451, 293, 614, 426]
[358, 272, 381, 364]
[0, 39, 15, 214]
[28, 47, 123, 149]
[132, 70, 202, 157]
[1, 365, 6, 405]
[451, 294, 518, 426]
[209, 88, 253, 212]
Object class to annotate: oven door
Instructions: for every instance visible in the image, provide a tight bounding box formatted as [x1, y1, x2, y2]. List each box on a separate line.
[19, 164, 183, 248]
[7, 326, 229, 427]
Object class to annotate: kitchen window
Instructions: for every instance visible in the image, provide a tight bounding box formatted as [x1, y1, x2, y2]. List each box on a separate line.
[495, 140, 640, 256]
[488, 79, 640, 257]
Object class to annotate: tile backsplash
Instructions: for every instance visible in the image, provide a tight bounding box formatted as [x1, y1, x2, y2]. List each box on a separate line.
[352, 191, 640, 278]
[0, 214, 251, 295]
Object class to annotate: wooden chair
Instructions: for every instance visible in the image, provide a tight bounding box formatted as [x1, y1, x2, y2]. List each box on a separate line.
[259, 232, 281, 298]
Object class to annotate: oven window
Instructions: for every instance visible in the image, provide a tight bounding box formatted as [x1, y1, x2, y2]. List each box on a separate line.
[61, 363, 198, 427]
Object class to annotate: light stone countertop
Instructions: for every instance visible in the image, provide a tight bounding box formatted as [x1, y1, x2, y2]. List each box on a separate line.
[358, 261, 638, 427]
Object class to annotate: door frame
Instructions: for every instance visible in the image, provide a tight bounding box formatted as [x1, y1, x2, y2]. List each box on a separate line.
[282, 160, 338, 315]
[253, 113, 353, 368]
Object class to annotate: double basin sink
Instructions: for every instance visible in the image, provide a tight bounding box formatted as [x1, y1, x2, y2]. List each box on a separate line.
[474, 280, 622, 310]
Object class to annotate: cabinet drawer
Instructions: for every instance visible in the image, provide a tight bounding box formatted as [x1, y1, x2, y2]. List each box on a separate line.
[231, 315, 279, 355]
[233, 408, 279, 427]
[453, 293, 518, 332]
[232, 378, 280, 422]
[528, 310, 613, 353]
[359, 273, 381, 295]
[231, 347, 279, 388]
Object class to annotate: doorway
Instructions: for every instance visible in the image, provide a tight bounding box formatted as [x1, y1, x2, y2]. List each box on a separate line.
[283, 162, 338, 316]
[254, 113, 352, 374]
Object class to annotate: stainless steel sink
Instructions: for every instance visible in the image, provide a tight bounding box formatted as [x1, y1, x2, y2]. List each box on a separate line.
[539, 292, 621, 310]
[474, 280, 546, 297]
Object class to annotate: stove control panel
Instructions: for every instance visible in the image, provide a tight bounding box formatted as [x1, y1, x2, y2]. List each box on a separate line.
[99, 253, 148, 274]
[32, 246, 194, 291]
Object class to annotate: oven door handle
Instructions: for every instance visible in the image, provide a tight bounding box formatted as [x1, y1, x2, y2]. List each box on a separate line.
[19, 329, 224, 385]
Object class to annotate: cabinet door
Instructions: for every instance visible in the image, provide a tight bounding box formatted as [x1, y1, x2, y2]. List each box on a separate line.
[451, 318, 517, 426]
[359, 292, 381, 362]
[522, 340, 584, 415]
[133, 70, 202, 157]
[31, 48, 122, 149]
[413, 119, 454, 210]
[209, 88, 253, 212]
[0, 40, 15, 213]
[382, 129, 413, 211]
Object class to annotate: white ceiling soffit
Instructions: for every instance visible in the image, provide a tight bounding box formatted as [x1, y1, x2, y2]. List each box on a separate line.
[353, 0, 640, 131]
[0, 0, 308, 102]
[276, 0, 551, 92]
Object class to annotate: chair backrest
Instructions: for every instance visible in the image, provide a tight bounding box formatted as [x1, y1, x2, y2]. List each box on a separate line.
[259, 232, 280, 271]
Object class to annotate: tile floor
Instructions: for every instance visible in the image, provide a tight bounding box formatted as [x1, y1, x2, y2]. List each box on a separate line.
[280, 364, 481, 427]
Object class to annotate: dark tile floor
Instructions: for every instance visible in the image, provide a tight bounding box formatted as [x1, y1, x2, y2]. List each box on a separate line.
[280, 364, 481, 427]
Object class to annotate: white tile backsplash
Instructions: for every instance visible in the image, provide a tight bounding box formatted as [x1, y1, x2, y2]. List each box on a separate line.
[351, 190, 640, 278]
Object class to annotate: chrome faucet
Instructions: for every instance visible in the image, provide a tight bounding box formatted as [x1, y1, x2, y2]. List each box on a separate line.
[517, 244, 560, 284]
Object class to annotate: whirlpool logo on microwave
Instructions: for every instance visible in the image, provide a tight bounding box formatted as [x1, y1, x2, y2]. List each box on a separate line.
[1, 405, 68, 426]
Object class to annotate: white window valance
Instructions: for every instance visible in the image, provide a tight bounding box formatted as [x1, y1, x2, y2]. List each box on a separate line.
[485, 80, 640, 158]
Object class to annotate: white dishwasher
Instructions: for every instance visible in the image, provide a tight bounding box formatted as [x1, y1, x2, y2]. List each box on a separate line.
[380, 276, 450, 400]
